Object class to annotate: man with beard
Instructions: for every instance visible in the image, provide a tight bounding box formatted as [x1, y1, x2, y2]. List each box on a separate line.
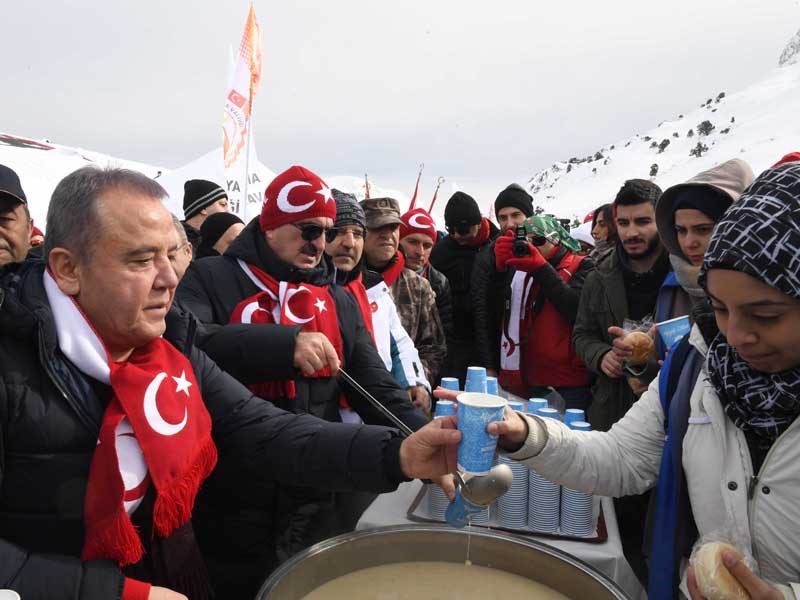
[0, 164, 32, 267]
[360, 197, 446, 387]
[571, 177, 668, 586]
[430, 192, 499, 384]
[176, 166, 428, 597]
[327, 191, 431, 412]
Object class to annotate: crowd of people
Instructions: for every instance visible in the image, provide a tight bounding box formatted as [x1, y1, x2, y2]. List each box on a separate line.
[0, 152, 798, 599]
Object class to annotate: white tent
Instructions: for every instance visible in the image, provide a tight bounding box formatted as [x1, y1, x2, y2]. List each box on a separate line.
[0, 133, 164, 232]
[159, 147, 276, 222]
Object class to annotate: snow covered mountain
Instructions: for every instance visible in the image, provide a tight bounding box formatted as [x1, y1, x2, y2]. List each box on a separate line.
[527, 36, 800, 221]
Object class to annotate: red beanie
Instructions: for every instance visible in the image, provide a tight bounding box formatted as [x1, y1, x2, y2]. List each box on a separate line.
[400, 208, 437, 243]
[772, 152, 800, 168]
[259, 165, 336, 231]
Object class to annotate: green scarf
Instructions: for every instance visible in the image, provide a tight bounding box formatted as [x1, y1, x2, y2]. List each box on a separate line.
[522, 215, 581, 253]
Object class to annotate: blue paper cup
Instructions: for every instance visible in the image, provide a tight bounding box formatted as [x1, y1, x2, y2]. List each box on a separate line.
[507, 400, 525, 412]
[569, 420, 592, 432]
[456, 392, 507, 475]
[464, 367, 488, 394]
[434, 400, 457, 418]
[486, 376, 499, 396]
[564, 408, 585, 427]
[657, 315, 691, 350]
[537, 407, 561, 421]
[528, 398, 548, 414]
[440, 377, 460, 391]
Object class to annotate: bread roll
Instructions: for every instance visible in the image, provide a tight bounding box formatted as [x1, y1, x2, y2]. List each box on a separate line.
[625, 331, 656, 363]
[691, 542, 749, 600]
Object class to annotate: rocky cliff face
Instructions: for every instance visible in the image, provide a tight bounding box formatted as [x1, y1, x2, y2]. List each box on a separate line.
[779, 29, 800, 66]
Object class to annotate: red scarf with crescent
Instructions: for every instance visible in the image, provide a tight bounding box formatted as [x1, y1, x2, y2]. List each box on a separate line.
[230, 260, 344, 399]
[43, 271, 217, 567]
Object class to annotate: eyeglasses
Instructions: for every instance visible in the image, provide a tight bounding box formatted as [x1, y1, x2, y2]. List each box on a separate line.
[447, 225, 472, 236]
[291, 223, 339, 243]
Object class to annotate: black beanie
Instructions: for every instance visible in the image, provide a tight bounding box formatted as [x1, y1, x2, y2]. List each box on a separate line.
[672, 186, 731, 222]
[494, 183, 533, 218]
[614, 179, 662, 206]
[183, 179, 227, 220]
[444, 191, 482, 227]
[197, 212, 243, 257]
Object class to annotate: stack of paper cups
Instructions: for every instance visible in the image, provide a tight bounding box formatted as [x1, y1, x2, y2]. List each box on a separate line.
[440, 377, 460, 391]
[498, 400, 528, 528]
[427, 483, 451, 521]
[428, 400, 457, 521]
[464, 367, 488, 394]
[527, 407, 561, 533]
[528, 397, 548, 415]
[560, 420, 594, 536]
[564, 408, 585, 427]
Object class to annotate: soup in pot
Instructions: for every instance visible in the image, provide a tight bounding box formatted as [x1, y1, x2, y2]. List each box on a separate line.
[301, 561, 569, 599]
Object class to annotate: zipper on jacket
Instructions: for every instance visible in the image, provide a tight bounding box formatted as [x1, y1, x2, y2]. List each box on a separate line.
[747, 475, 759, 500]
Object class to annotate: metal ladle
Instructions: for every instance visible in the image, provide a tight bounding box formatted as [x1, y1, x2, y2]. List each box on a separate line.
[339, 368, 513, 505]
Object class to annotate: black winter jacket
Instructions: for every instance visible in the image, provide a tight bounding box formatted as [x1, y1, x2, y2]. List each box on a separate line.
[176, 219, 428, 430]
[0, 260, 408, 600]
[425, 263, 454, 341]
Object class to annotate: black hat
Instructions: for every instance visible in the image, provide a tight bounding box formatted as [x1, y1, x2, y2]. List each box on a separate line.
[494, 183, 533, 218]
[614, 179, 662, 206]
[197, 212, 244, 258]
[0, 164, 27, 206]
[332, 189, 366, 229]
[444, 191, 481, 228]
[183, 179, 227, 220]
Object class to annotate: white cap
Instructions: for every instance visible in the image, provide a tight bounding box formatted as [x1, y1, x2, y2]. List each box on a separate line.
[571, 221, 595, 247]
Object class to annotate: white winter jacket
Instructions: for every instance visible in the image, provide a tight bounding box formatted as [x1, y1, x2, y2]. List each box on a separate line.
[509, 324, 800, 598]
[365, 280, 430, 391]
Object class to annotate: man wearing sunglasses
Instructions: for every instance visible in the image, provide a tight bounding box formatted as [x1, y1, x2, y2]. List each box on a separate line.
[176, 165, 428, 597]
[493, 215, 594, 412]
[360, 197, 446, 390]
[429, 191, 499, 384]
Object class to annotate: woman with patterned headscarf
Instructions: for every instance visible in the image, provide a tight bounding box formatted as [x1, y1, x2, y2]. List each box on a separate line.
[492, 214, 596, 410]
[441, 162, 800, 599]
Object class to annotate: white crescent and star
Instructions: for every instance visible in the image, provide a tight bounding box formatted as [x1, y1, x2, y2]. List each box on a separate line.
[408, 213, 433, 228]
[314, 298, 327, 313]
[284, 286, 314, 324]
[276, 181, 315, 213]
[143, 372, 189, 437]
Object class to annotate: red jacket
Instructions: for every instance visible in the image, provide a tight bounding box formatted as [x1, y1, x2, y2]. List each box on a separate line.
[500, 252, 591, 393]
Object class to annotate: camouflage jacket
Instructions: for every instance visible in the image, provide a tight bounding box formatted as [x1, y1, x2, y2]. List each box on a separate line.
[390, 268, 447, 383]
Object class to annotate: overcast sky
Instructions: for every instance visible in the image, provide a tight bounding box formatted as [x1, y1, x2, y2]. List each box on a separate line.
[2, 1, 797, 209]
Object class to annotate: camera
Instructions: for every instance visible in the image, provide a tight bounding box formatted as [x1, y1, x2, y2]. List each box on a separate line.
[512, 225, 530, 257]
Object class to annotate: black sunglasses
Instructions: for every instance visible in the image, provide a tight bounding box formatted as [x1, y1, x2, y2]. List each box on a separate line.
[447, 224, 473, 236]
[291, 223, 339, 243]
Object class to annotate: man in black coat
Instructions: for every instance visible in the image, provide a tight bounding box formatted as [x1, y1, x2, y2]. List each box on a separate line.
[471, 184, 536, 376]
[429, 191, 499, 384]
[176, 165, 429, 595]
[0, 166, 458, 600]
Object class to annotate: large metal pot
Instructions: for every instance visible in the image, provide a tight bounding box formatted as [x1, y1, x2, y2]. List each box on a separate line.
[256, 524, 630, 599]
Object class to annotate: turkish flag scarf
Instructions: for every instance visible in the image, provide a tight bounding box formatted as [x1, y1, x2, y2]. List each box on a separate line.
[380, 252, 406, 287]
[43, 271, 217, 567]
[343, 271, 376, 344]
[230, 259, 344, 399]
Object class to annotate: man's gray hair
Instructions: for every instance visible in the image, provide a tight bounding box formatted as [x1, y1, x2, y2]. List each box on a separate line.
[172, 214, 188, 245]
[44, 166, 167, 262]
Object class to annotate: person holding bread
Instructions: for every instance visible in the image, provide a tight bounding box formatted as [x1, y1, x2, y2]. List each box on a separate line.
[447, 162, 800, 600]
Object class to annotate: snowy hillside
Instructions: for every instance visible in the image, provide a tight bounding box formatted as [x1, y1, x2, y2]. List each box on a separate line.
[527, 42, 800, 220]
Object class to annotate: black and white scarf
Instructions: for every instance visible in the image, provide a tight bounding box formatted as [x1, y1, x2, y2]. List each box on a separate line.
[700, 163, 800, 444]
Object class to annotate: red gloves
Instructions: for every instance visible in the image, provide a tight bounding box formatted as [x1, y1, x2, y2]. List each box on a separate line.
[494, 231, 515, 271]
[495, 230, 547, 272]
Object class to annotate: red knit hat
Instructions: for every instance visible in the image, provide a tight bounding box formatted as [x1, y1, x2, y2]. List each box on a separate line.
[259, 165, 336, 231]
[772, 152, 800, 168]
[400, 208, 437, 243]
